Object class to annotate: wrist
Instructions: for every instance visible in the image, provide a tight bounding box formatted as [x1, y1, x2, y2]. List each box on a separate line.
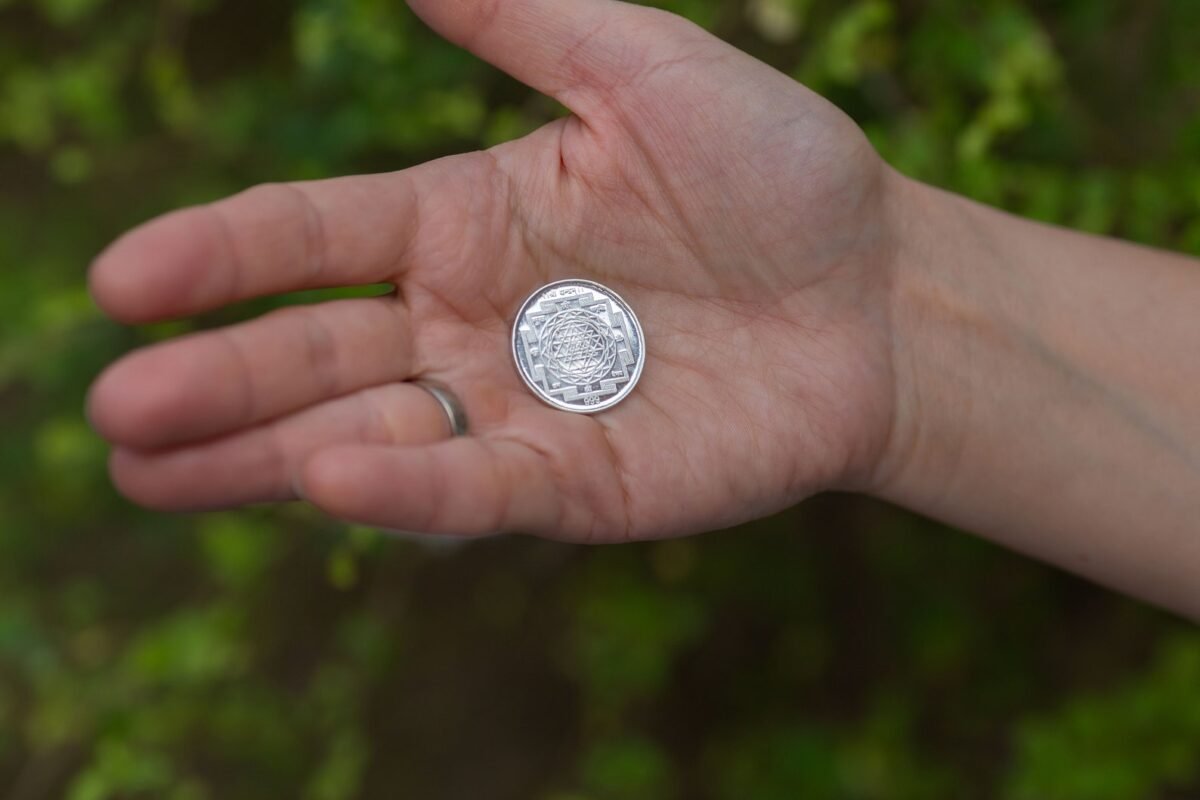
[866, 169, 1200, 618]
[868, 173, 1014, 508]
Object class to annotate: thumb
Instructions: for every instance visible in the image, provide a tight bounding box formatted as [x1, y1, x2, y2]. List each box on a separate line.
[405, 0, 693, 116]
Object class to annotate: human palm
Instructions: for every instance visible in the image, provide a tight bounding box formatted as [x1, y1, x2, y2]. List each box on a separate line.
[89, 0, 902, 541]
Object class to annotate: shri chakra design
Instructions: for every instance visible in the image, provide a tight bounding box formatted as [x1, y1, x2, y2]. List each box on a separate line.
[511, 279, 646, 414]
[538, 309, 618, 385]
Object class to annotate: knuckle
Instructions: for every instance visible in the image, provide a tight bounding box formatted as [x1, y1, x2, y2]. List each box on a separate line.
[298, 307, 343, 398]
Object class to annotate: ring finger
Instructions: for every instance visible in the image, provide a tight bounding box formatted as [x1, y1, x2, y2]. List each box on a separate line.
[108, 381, 451, 510]
[89, 295, 412, 451]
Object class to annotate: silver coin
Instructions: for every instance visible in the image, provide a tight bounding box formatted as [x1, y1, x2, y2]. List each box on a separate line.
[511, 279, 646, 414]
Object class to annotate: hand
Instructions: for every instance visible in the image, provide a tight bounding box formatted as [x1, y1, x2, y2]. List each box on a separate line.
[88, 0, 905, 541]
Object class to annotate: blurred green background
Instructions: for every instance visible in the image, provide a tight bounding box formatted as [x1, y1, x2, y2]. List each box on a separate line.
[2, 0, 1200, 797]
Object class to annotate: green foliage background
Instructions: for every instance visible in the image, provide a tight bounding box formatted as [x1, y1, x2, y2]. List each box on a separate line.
[2, 0, 1199, 797]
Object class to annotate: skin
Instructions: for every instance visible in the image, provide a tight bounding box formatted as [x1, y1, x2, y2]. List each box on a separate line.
[88, 0, 1200, 617]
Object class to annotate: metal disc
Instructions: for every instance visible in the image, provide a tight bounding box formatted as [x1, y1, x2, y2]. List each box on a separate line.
[511, 279, 646, 414]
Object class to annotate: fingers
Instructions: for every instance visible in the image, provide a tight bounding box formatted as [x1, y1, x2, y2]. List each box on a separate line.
[89, 297, 412, 450]
[109, 383, 452, 510]
[299, 438, 563, 536]
[405, 0, 696, 115]
[90, 157, 472, 323]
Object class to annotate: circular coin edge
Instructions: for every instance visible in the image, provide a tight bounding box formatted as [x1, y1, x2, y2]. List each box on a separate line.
[509, 279, 646, 415]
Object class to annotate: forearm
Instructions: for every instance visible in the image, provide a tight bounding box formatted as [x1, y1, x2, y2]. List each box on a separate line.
[877, 174, 1200, 618]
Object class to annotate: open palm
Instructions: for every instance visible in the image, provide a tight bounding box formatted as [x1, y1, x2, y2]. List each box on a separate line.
[89, 0, 904, 541]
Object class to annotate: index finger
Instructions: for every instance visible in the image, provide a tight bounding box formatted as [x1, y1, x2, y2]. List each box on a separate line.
[89, 154, 482, 323]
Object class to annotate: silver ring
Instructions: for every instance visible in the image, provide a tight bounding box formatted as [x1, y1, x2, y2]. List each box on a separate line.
[413, 380, 470, 437]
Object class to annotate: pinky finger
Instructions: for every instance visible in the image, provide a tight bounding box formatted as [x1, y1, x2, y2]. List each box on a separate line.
[298, 439, 564, 537]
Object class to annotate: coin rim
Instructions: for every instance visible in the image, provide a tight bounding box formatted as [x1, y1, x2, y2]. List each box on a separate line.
[510, 279, 646, 415]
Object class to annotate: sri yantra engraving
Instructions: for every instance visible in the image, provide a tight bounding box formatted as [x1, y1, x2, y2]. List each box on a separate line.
[539, 308, 618, 386]
[519, 288, 638, 406]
